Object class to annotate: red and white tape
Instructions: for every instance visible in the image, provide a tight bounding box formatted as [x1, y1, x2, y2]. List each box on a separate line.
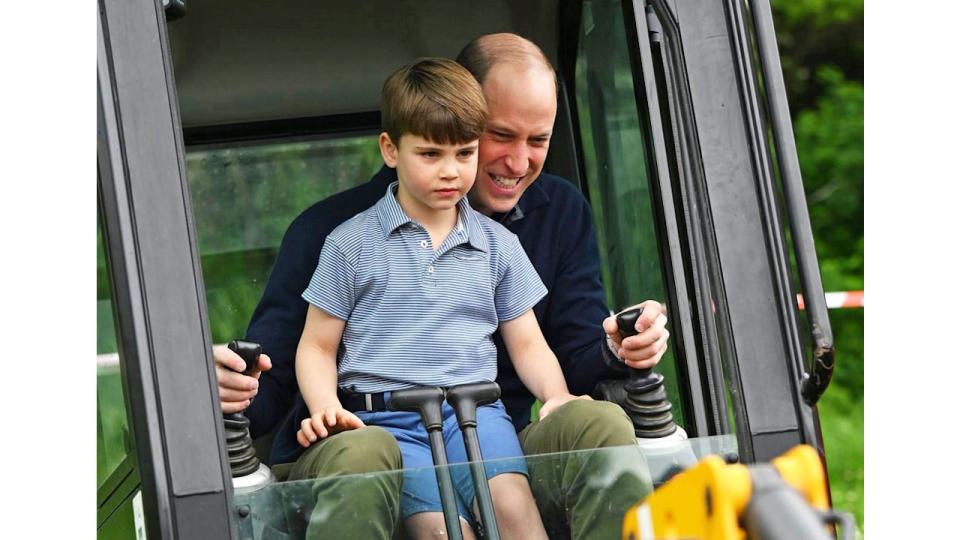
[797, 290, 863, 310]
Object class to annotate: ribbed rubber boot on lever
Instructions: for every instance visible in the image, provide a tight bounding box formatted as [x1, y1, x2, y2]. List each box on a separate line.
[616, 308, 678, 438]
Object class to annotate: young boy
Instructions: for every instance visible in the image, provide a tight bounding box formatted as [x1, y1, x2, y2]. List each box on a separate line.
[294, 58, 586, 539]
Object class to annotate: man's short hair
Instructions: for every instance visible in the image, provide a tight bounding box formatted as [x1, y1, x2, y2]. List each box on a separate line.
[456, 33, 556, 87]
[381, 58, 487, 146]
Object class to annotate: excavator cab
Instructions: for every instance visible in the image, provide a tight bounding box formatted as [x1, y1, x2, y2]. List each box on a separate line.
[97, 0, 839, 538]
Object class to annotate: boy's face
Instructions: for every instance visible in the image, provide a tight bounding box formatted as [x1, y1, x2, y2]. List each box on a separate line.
[379, 133, 479, 218]
[470, 63, 557, 216]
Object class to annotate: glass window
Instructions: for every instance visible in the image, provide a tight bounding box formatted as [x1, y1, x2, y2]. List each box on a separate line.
[574, 0, 683, 427]
[185, 135, 382, 342]
[230, 437, 737, 538]
[97, 215, 131, 488]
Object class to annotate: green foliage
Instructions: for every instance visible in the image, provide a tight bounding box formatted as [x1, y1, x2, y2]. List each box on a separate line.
[795, 68, 864, 273]
[772, 0, 863, 113]
[819, 383, 865, 535]
[773, 0, 864, 27]
[773, 0, 864, 533]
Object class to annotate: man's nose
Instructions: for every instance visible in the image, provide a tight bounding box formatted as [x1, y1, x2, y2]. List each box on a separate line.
[504, 142, 529, 174]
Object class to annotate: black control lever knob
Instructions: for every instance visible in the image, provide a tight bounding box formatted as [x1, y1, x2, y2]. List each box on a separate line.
[616, 307, 653, 378]
[223, 340, 264, 478]
[228, 340, 262, 375]
[614, 306, 677, 438]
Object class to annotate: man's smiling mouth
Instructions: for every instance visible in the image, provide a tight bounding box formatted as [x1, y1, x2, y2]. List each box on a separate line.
[490, 173, 522, 188]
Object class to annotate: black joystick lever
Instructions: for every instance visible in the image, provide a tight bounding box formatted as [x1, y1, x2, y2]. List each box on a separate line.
[224, 340, 264, 478]
[446, 383, 502, 540]
[616, 308, 677, 438]
[389, 387, 465, 540]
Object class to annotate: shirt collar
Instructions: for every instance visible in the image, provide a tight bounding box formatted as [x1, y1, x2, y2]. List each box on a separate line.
[458, 197, 489, 253]
[375, 181, 489, 254]
[490, 173, 551, 224]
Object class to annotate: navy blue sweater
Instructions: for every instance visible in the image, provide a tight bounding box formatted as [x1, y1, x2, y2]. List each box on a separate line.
[245, 166, 625, 464]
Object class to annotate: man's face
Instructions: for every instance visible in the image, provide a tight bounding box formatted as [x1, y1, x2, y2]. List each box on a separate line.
[469, 64, 557, 216]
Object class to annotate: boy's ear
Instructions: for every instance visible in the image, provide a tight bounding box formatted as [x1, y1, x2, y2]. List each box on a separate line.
[379, 132, 399, 168]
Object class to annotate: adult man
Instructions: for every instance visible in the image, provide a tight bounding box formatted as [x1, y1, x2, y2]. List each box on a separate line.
[216, 34, 669, 539]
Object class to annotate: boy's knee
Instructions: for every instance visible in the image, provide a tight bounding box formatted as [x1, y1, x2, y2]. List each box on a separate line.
[552, 399, 635, 450]
[488, 474, 544, 534]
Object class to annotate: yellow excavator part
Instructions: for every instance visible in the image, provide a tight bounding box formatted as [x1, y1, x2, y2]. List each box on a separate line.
[622, 444, 829, 540]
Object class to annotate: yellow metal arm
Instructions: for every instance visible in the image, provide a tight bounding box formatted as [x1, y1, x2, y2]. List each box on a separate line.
[622, 445, 835, 540]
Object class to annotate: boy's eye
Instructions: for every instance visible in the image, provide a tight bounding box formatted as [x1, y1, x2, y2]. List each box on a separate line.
[420, 151, 439, 158]
[458, 149, 476, 157]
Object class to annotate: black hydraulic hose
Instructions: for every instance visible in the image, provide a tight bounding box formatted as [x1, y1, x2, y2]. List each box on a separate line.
[743, 465, 834, 540]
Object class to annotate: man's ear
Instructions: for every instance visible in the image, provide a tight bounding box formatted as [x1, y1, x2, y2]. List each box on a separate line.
[379, 132, 399, 168]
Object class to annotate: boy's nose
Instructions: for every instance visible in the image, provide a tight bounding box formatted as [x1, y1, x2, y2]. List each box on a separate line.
[439, 159, 459, 180]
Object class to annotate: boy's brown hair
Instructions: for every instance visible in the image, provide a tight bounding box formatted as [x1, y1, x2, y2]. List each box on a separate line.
[381, 58, 487, 147]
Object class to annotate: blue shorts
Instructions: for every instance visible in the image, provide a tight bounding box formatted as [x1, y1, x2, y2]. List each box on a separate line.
[355, 397, 527, 527]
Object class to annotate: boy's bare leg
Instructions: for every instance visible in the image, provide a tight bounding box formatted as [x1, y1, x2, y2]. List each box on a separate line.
[483, 472, 548, 540]
[405, 513, 477, 540]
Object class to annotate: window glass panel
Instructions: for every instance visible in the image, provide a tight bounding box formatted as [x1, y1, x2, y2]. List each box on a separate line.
[97, 215, 131, 488]
[185, 135, 382, 342]
[575, 0, 683, 427]
[230, 437, 736, 538]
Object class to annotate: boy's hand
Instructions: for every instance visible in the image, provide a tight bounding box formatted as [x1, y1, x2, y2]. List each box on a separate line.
[214, 345, 272, 414]
[296, 406, 365, 447]
[539, 393, 592, 420]
[602, 300, 669, 370]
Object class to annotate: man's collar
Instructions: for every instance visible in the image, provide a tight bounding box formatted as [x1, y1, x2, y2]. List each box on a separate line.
[491, 174, 551, 224]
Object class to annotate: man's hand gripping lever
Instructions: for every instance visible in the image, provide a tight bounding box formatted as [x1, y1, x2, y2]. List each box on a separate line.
[223, 340, 275, 487]
[613, 308, 678, 439]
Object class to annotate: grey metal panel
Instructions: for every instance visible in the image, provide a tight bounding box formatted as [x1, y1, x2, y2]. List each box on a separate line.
[749, 0, 834, 409]
[667, 1, 805, 457]
[98, 0, 234, 537]
[647, 0, 733, 437]
[621, 0, 711, 438]
[168, 0, 562, 127]
[752, 431, 805, 463]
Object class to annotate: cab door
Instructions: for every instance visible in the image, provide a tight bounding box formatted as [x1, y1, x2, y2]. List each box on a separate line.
[575, 0, 833, 462]
[97, 0, 234, 538]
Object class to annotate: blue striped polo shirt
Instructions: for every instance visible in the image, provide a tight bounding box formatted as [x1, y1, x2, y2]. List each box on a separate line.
[302, 181, 547, 393]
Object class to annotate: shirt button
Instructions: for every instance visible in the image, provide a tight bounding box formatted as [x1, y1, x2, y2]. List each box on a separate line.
[420, 240, 429, 248]
[427, 265, 435, 273]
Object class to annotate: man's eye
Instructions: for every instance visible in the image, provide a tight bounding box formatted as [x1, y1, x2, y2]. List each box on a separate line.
[530, 137, 550, 146]
[490, 131, 511, 141]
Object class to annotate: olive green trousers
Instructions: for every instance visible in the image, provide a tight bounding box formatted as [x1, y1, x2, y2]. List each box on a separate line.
[283, 399, 652, 539]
